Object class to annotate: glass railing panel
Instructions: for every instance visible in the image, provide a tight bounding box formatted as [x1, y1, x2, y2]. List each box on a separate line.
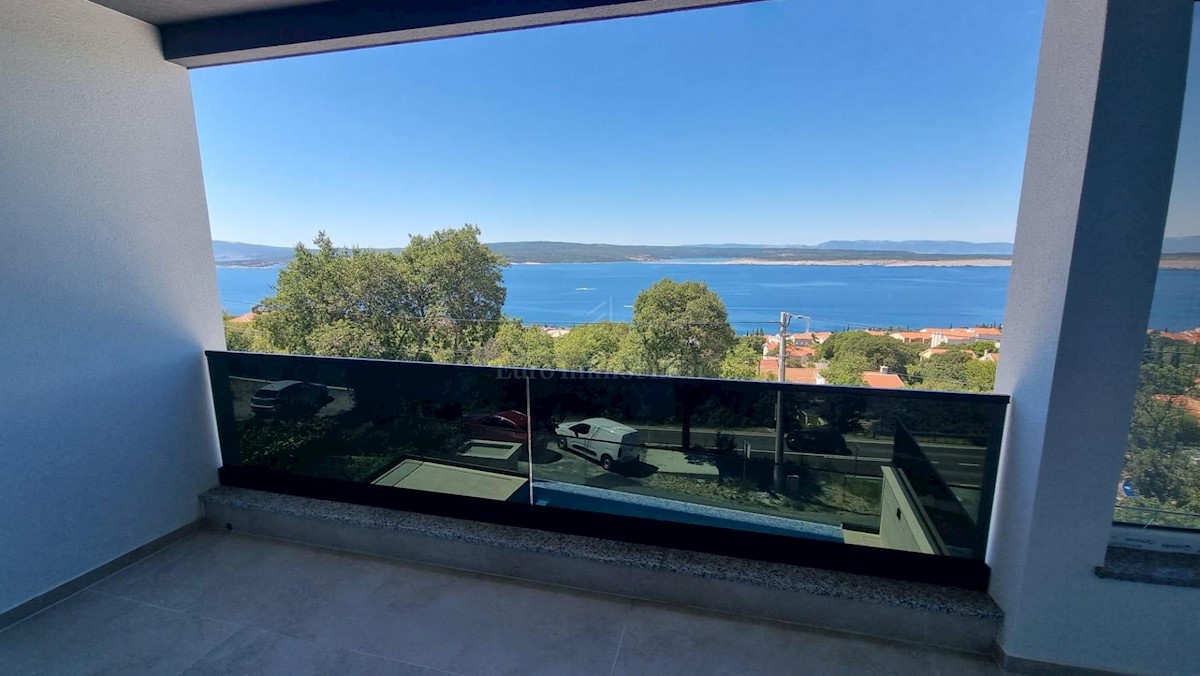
[208, 352, 1006, 559]
[212, 352, 531, 502]
[527, 375, 850, 541]
[526, 370, 1006, 559]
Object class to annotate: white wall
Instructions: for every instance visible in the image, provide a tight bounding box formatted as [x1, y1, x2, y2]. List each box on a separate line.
[991, 1, 1198, 673]
[878, 467, 937, 555]
[0, 0, 223, 613]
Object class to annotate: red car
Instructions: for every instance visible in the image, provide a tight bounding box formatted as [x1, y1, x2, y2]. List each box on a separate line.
[461, 410, 529, 444]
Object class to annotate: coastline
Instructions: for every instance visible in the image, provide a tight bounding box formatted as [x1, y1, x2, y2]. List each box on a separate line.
[717, 258, 1011, 268]
[218, 258, 1200, 270]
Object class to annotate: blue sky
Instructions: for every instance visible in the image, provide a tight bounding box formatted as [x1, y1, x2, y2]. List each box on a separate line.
[192, 0, 1051, 248]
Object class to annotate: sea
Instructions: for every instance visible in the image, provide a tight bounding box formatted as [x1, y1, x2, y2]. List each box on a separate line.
[217, 262, 1200, 332]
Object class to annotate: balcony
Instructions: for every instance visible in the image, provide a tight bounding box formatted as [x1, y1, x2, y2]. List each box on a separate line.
[5, 1, 1200, 674]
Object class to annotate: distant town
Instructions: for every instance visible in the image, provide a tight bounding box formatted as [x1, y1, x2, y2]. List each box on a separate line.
[750, 326, 1003, 388]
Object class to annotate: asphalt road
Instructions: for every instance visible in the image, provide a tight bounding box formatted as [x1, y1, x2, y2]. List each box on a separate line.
[846, 436, 987, 488]
[637, 426, 988, 488]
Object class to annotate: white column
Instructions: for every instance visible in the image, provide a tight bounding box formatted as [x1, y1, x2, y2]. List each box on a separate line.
[990, 0, 1194, 672]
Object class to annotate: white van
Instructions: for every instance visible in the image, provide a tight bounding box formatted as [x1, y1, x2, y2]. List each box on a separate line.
[554, 417, 642, 470]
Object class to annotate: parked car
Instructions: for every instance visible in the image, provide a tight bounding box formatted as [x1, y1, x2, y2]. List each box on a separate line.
[554, 417, 642, 469]
[785, 427, 851, 455]
[462, 410, 529, 444]
[250, 380, 328, 416]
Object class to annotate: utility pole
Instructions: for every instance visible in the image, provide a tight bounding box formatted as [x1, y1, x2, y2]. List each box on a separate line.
[774, 312, 811, 493]
[776, 311, 790, 383]
[774, 312, 791, 492]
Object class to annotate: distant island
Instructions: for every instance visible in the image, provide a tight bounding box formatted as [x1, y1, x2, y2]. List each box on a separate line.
[212, 238, 1200, 269]
[485, 242, 1013, 266]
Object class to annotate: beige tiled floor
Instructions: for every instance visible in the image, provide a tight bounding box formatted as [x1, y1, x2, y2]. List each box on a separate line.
[0, 531, 1002, 675]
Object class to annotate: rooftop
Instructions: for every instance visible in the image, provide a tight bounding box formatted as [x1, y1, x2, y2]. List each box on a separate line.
[890, 332, 933, 342]
[228, 311, 257, 323]
[757, 360, 823, 383]
[860, 371, 906, 389]
[1159, 330, 1200, 344]
[761, 344, 815, 358]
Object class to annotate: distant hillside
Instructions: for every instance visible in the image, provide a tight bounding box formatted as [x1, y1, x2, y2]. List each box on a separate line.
[212, 241, 296, 264]
[1162, 235, 1200, 254]
[213, 237, 1200, 266]
[483, 242, 1001, 264]
[811, 237, 1200, 254]
[814, 240, 1014, 255]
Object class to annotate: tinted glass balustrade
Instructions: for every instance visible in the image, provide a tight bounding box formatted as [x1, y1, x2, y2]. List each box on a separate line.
[207, 351, 1007, 563]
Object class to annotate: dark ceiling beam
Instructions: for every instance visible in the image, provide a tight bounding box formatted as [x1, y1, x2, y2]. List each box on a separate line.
[160, 0, 754, 68]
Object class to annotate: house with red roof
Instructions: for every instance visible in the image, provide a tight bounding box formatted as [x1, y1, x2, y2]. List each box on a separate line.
[890, 331, 933, 345]
[925, 329, 976, 347]
[1158, 329, 1200, 344]
[859, 368, 905, 389]
[757, 359, 823, 384]
[760, 342, 815, 362]
[921, 326, 1002, 347]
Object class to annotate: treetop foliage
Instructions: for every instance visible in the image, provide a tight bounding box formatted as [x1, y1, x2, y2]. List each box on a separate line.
[254, 226, 506, 362]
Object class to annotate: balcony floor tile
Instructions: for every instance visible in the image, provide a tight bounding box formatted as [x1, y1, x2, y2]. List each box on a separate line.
[180, 626, 441, 676]
[1, 530, 1004, 675]
[0, 590, 238, 676]
[614, 601, 935, 676]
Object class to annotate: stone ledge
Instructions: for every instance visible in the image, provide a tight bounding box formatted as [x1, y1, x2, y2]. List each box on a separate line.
[1095, 545, 1200, 588]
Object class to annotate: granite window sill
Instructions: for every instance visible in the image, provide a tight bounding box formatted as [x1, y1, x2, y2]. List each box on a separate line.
[1095, 546, 1200, 588]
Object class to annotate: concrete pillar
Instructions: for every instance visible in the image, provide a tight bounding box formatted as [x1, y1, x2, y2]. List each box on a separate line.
[989, 1, 1194, 672]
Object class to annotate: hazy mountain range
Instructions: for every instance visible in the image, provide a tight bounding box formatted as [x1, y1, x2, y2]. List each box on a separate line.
[213, 237, 1200, 266]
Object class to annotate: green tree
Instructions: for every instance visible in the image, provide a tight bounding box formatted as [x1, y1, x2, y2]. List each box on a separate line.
[1144, 334, 1200, 369]
[307, 319, 391, 359]
[401, 225, 508, 361]
[254, 226, 506, 362]
[222, 311, 255, 352]
[957, 341, 999, 357]
[719, 334, 766, 380]
[818, 331, 920, 374]
[964, 359, 998, 392]
[820, 354, 872, 386]
[554, 322, 631, 372]
[1124, 363, 1200, 506]
[907, 351, 995, 392]
[625, 279, 736, 376]
[482, 320, 557, 368]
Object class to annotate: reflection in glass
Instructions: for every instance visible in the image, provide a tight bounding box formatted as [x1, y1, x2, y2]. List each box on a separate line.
[210, 353, 1006, 559]
[527, 373, 1004, 558]
[220, 354, 531, 502]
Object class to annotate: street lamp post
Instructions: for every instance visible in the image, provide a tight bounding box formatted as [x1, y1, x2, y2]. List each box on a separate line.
[774, 312, 810, 492]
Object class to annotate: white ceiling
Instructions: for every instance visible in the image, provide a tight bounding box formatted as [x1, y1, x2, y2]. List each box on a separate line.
[91, 0, 327, 25]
